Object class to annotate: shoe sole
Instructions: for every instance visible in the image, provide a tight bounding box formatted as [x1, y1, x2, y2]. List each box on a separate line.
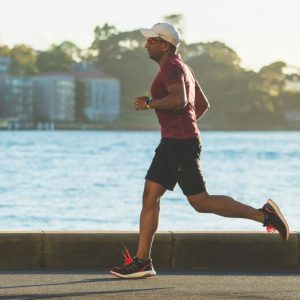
[267, 199, 290, 241]
[110, 270, 156, 279]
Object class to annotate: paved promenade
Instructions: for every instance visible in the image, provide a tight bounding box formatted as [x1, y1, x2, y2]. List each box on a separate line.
[1, 270, 300, 299]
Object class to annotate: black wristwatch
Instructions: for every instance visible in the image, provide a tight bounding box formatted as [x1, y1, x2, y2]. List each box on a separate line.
[145, 97, 152, 109]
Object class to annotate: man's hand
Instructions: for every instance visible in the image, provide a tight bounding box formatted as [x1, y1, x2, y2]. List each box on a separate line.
[134, 96, 148, 111]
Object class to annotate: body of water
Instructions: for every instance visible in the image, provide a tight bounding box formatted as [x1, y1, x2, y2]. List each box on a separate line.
[0, 130, 299, 231]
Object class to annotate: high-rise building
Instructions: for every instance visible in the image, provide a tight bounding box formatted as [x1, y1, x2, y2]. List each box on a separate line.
[0, 60, 120, 126]
[33, 75, 76, 122]
[81, 76, 120, 123]
[0, 76, 33, 122]
[57, 66, 121, 123]
[0, 57, 11, 75]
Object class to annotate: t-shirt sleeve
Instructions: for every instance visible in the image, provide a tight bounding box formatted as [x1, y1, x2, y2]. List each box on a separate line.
[161, 64, 185, 87]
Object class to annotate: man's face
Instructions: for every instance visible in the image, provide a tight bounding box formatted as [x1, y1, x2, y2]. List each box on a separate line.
[145, 37, 167, 61]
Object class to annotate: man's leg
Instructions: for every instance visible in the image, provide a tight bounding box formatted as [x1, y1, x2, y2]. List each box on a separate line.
[135, 180, 166, 260]
[187, 192, 265, 223]
[186, 192, 289, 240]
[109, 179, 165, 278]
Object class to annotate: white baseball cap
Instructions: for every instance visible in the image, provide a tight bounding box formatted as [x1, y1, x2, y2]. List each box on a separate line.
[140, 22, 181, 47]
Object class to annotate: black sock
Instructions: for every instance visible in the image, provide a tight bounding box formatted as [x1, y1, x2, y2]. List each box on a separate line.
[135, 256, 148, 263]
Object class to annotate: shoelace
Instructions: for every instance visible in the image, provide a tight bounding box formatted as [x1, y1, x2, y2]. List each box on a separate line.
[121, 246, 134, 266]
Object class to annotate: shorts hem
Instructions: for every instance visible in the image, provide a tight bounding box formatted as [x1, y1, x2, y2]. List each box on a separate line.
[183, 187, 207, 196]
[145, 176, 175, 191]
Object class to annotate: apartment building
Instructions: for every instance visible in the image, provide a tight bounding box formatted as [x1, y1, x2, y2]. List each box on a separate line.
[33, 75, 76, 122]
[0, 75, 34, 122]
[0, 57, 120, 125]
[77, 72, 120, 123]
[0, 56, 11, 75]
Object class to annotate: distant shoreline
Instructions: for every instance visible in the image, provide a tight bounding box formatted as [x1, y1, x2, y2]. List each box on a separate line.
[0, 127, 299, 132]
[1, 119, 300, 131]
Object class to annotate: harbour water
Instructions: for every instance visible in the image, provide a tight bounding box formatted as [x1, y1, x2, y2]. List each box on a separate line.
[0, 130, 299, 231]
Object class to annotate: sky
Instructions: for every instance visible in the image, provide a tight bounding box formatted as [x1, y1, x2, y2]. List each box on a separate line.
[0, 0, 299, 71]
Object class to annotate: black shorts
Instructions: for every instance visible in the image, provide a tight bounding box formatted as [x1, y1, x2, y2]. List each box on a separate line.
[145, 136, 207, 196]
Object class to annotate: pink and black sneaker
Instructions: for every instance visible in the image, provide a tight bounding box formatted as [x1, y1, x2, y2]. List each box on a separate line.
[259, 199, 290, 241]
[110, 246, 156, 279]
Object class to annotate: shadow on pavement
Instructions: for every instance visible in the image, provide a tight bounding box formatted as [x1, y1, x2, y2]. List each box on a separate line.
[0, 287, 173, 300]
[0, 273, 159, 290]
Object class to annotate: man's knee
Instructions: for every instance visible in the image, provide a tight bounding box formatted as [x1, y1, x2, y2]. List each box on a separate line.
[142, 193, 160, 210]
[142, 181, 164, 209]
[187, 191, 210, 213]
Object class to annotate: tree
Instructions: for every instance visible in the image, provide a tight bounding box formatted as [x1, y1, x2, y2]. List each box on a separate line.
[92, 23, 118, 46]
[36, 42, 76, 73]
[91, 26, 157, 116]
[91, 23, 119, 63]
[202, 41, 241, 67]
[186, 41, 245, 128]
[91, 25, 145, 67]
[259, 61, 286, 96]
[245, 61, 287, 125]
[59, 41, 82, 62]
[10, 44, 38, 75]
[0, 44, 10, 56]
[163, 14, 184, 35]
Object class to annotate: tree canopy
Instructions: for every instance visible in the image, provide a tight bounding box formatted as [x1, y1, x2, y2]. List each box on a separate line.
[1, 15, 299, 129]
[10, 44, 38, 75]
[36, 41, 79, 73]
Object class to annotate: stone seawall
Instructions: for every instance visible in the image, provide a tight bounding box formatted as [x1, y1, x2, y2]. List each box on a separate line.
[0, 231, 299, 271]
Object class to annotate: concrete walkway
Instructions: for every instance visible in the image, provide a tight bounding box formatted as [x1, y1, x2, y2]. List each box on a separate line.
[1, 270, 300, 299]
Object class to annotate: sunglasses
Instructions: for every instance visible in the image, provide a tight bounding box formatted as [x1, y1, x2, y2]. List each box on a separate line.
[146, 37, 164, 45]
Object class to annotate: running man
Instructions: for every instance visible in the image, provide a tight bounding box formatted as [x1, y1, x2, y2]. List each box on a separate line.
[110, 22, 289, 279]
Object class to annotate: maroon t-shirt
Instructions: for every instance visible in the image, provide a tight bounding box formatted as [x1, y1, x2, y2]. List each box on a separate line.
[151, 54, 199, 139]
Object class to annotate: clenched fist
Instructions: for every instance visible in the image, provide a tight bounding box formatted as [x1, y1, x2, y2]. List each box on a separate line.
[134, 96, 149, 111]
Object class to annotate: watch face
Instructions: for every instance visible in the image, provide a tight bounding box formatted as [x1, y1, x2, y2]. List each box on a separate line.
[145, 98, 151, 109]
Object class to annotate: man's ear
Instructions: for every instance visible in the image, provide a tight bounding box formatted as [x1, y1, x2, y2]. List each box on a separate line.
[162, 41, 171, 52]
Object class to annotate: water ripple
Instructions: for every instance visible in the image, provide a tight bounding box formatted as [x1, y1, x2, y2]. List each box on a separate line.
[0, 130, 299, 231]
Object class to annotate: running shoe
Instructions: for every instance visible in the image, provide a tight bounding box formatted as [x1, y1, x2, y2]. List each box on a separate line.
[110, 246, 156, 279]
[259, 199, 290, 241]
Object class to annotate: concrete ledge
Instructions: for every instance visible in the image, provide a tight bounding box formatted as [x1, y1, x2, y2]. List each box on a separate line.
[0, 231, 299, 271]
[0, 231, 43, 269]
[172, 232, 299, 270]
[43, 231, 172, 269]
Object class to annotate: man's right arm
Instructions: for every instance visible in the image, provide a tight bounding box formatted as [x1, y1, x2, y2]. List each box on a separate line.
[195, 81, 210, 120]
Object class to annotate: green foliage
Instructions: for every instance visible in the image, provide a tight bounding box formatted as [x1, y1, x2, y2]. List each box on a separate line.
[59, 41, 82, 62]
[10, 44, 38, 75]
[88, 21, 299, 129]
[163, 14, 184, 35]
[1, 17, 299, 129]
[36, 42, 76, 73]
[202, 41, 241, 67]
[185, 46, 289, 128]
[92, 23, 118, 46]
[90, 26, 157, 114]
[0, 44, 10, 56]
